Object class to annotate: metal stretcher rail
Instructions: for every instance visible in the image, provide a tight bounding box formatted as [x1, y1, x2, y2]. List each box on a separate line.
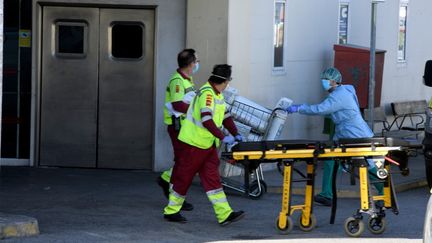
[221, 138, 410, 237]
[228, 147, 400, 160]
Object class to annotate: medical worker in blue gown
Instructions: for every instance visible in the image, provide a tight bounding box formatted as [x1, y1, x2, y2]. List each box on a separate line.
[286, 67, 383, 206]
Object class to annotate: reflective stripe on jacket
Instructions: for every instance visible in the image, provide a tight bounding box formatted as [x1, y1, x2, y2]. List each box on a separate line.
[163, 72, 195, 125]
[178, 82, 226, 149]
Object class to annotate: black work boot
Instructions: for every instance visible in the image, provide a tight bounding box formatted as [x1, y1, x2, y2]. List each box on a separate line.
[157, 176, 194, 211]
[164, 212, 187, 223]
[157, 176, 170, 198]
[219, 210, 245, 226]
[314, 194, 332, 207]
[181, 201, 194, 211]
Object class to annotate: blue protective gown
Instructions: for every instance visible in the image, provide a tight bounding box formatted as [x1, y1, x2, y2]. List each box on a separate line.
[298, 84, 373, 141]
[298, 85, 381, 199]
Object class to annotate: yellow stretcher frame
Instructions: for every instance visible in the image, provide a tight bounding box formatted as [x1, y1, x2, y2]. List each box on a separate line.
[224, 145, 402, 237]
[230, 147, 399, 160]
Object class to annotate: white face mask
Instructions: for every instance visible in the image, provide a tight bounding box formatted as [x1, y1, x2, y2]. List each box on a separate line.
[192, 62, 200, 74]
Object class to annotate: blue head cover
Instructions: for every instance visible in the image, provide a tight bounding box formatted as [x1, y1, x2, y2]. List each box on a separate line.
[321, 67, 342, 83]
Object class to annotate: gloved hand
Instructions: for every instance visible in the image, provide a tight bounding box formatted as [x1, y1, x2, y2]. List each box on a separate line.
[286, 104, 301, 114]
[234, 134, 243, 142]
[222, 135, 236, 145]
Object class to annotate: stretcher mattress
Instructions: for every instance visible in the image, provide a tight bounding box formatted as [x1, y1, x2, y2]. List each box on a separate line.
[229, 137, 410, 152]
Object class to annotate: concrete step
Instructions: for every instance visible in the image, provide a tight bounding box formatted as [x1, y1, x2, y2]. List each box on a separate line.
[0, 213, 39, 239]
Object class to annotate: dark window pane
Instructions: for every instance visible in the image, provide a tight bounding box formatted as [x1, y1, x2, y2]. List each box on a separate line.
[19, 93, 31, 158]
[58, 25, 84, 54]
[2, 93, 18, 117]
[1, 124, 17, 157]
[3, 29, 19, 92]
[20, 0, 32, 28]
[1, 94, 18, 158]
[4, 0, 19, 28]
[112, 24, 143, 59]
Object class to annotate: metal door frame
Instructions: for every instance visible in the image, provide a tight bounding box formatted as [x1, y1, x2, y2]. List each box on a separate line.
[33, 3, 156, 168]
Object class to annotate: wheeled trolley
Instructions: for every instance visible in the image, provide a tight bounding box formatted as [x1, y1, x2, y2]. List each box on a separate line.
[219, 154, 268, 199]
[221, 137, 410, 236]
[220, 97, 287, 199]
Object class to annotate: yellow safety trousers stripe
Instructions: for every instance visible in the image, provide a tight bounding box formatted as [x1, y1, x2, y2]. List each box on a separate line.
[206, 188, 232, 223]
[164, 190, 185, 215]
[161, 168, 172, 183]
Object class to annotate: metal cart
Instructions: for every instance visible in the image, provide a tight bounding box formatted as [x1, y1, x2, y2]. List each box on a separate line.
[220, 98, 287, 199]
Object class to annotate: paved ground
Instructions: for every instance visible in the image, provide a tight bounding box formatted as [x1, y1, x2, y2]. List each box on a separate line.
[0, 152, 428, 242]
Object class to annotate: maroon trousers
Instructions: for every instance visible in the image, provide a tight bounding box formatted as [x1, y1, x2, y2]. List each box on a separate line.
[171, 143, 222, 196]
[167, 125, 187, 163]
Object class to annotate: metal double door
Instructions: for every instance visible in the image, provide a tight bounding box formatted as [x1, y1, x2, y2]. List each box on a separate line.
[40, 6, 154, 169]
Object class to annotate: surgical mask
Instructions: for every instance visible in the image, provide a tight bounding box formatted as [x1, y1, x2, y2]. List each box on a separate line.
[192, 62, 200, 74]
[321, 79, 331, 91]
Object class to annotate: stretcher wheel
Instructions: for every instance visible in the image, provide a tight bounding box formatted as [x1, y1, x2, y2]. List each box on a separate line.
[275, 216, 293, 234]
[248, 180, 267, 199]
[297, 213, 316, 232]
[344, 217, 365, 237]
[376, 168, 388, 179]
[367, 216, 386, 234]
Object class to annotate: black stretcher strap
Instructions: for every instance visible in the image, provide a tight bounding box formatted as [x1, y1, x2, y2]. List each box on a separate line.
[259, 140, 267, 160]
[330, 160, 339, 224]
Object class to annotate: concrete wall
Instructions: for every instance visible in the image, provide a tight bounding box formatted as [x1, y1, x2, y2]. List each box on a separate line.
[227, 0, 339, 140]
[348, 0, 432, 106]
[32, 0, 187, 171]
[226, 0, 432, 140]
[377, 0, 432, 104]
[186, 0, 228, 87]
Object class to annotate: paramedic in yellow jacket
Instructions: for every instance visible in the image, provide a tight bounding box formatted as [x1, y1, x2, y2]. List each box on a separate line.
[157, 49, 198, 211]
[163, 64, 245, 225]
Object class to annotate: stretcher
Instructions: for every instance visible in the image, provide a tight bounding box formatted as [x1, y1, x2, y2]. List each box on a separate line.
[221, 137, 410, 237]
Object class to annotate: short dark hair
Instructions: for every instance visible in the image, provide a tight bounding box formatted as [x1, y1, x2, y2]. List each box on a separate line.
[209, 64, 232, 84]
[177, 49, 196, 68]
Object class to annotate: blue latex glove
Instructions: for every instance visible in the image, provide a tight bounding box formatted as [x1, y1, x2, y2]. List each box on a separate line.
[235, 134, 243, 142]
[286, 104, 301, 113]
[222, 135, 235, 145]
